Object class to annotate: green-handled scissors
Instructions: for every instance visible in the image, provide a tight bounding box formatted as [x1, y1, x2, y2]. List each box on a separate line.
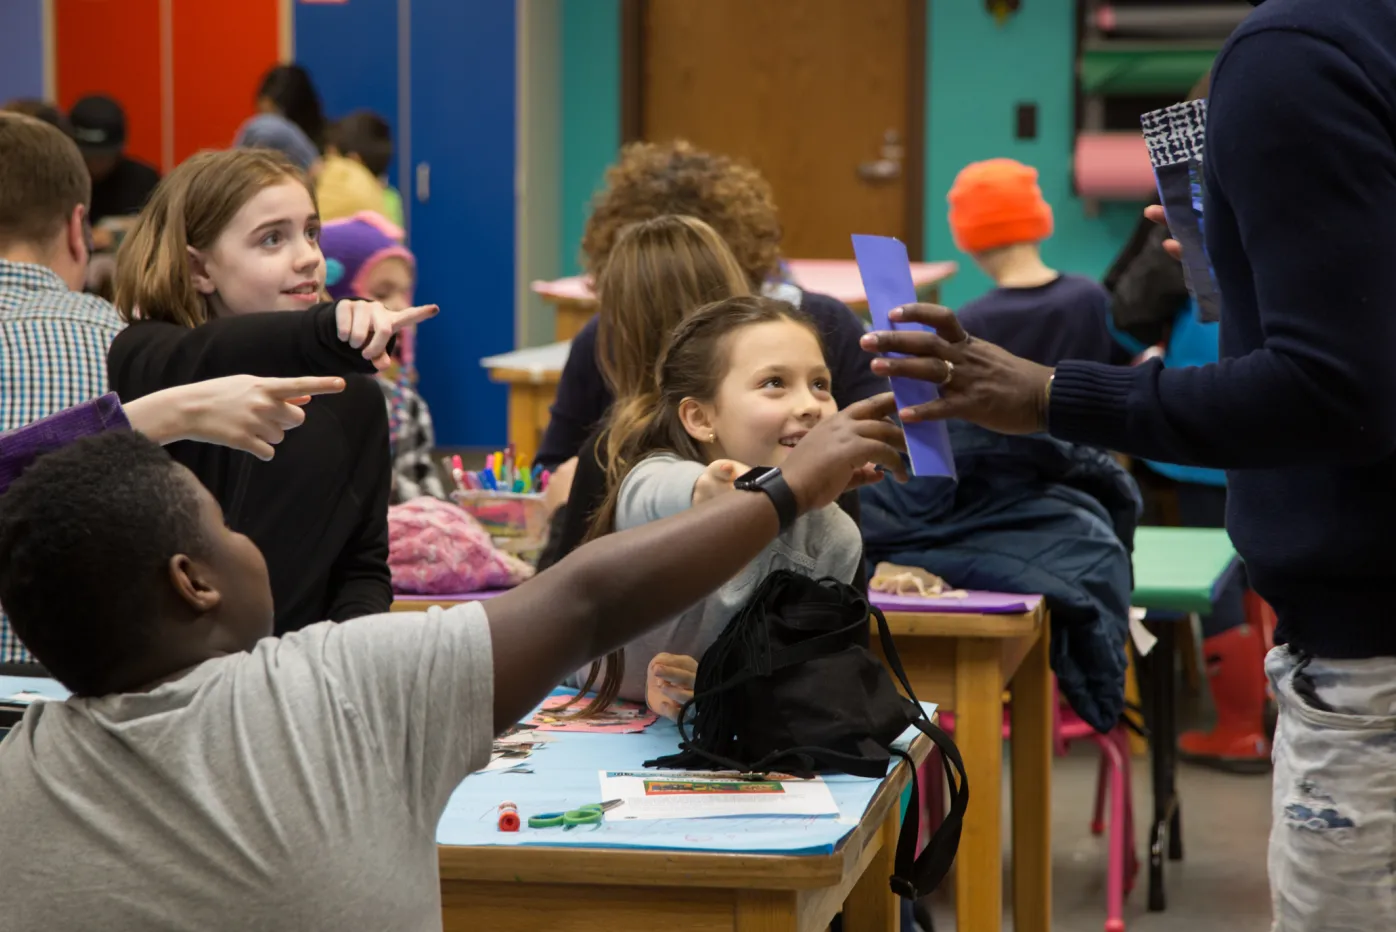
[527, 799, 624, 830]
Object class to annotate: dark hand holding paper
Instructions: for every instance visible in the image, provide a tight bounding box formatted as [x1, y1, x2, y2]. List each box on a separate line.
[851, 235, 956, 479]
[1142, 99, 1222, 322]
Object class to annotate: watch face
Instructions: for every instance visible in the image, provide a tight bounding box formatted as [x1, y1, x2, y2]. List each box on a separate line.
[734, 466, 777, 489]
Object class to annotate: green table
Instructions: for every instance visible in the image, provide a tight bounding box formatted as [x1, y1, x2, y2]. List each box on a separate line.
[1133, 527, 1239, 614]
[1131, 526, 1239, 912]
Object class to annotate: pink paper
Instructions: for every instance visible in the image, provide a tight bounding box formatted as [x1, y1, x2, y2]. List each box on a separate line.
[530, 259, 957, 309]
[530, 695, 658, 734]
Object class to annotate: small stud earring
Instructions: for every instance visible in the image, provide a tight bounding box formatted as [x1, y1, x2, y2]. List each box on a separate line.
[708, 432, 716, 443]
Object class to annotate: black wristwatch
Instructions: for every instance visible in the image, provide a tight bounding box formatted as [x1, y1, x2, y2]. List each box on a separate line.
[733, 466, 799, 532]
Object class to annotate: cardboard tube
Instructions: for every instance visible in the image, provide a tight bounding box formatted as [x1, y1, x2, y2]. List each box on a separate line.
[1096, 4, 1249, 37]
[1074, 133, 1156, 200]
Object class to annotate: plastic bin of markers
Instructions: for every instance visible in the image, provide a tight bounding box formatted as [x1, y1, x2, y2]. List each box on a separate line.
[452, 490, 549, 562]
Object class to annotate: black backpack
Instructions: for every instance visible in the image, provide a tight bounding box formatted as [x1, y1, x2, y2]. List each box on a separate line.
[646, 570, 968, 899]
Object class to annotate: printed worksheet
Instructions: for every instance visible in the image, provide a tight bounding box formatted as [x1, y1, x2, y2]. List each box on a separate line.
[598, 770, 840, 821]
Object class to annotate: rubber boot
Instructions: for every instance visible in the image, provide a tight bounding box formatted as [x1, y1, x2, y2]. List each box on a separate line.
[1179, 624, 1271, 773]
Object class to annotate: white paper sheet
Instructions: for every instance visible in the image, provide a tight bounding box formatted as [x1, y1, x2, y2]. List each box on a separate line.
[597, 770, 840, 821]
[1128, 606, 1158, 656]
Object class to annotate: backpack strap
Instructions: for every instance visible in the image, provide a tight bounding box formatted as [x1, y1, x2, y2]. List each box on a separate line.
[765, 613, 870, 673]
[889, 717, 968, 899]
[869, 604, 924, 711]
[869, 603, 971, 899]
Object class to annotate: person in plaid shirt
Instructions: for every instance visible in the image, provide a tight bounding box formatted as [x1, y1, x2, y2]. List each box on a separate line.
[0, 113, 125, 665]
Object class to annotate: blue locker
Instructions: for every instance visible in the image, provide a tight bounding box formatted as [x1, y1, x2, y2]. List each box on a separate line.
[406, 0, 516, 448]
[295, 0, 517, 448]
[293, 0, 404, 190]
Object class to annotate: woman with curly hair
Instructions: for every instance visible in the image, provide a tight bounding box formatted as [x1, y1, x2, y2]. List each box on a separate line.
[535, 140, 886, 469]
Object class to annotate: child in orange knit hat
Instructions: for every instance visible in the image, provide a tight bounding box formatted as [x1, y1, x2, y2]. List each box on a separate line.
[948, 158, 1128, 367]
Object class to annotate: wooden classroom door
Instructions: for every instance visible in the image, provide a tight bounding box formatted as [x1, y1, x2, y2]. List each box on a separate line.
[631, 0, 925, 259]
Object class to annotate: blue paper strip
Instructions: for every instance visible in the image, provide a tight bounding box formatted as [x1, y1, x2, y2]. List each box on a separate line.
[852, 234, 956, 479]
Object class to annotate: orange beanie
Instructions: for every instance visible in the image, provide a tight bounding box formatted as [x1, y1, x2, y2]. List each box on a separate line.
[947, 158, 1054, 254]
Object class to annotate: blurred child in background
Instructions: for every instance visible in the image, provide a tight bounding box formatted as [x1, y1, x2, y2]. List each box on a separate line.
[949, 158, 1130, 368]
[235, 64, 326, 178]
[256, 64, 327, 152]
[320, 211, 444, 504]
[233, 113, 321, 177]
[319, 111, 398, 223]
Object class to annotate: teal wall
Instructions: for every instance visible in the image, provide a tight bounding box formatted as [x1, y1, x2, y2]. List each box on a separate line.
[927, 2, 1141, 307]
[556, 1, 1141, 301]
[559, 0, 622, 277]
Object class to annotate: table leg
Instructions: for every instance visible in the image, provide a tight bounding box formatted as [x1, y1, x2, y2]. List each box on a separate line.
[735, 890, 798, 932]
[1147, 619, 1181, 912]
[954, 638, 1006, 932]
[1010, 626, 1052, 932]
[506, 386, 537, 463]
[1168, 623, 1187, 863]
[843, 805, 900, 932]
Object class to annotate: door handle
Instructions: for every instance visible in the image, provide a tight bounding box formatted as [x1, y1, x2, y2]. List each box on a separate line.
[416, 162, 431, 203]
[858, 159, 902, 182]
[857, 129, 904, 184]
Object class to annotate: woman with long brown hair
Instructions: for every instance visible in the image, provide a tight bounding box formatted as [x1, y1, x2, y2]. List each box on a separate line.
[540, 214, 749, 569]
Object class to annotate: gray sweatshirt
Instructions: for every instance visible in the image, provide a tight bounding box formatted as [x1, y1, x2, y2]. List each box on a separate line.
[584, 453, 862, 701]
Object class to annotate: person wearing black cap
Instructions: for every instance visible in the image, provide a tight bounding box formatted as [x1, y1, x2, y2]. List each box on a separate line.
[68, 95, 160, 229]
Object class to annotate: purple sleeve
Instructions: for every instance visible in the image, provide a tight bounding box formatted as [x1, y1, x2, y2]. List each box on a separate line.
[0, 394, 131, 495]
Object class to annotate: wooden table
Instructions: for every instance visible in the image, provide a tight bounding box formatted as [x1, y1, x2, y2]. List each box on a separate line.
[871, 601, 1053, 932]
[395, 593, 1053, 932]
[531, 258, 959, 342]
[480, 342, 570, 464]
[437, 727, 930, 932]
[486, 366, 560, 463]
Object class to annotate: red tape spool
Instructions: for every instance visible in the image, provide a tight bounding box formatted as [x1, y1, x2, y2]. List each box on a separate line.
[497, 801, 520, 832]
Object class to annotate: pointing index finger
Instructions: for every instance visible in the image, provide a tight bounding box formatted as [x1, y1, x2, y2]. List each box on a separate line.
[391, 303, 441, 331]
[263, 376, 348, 399]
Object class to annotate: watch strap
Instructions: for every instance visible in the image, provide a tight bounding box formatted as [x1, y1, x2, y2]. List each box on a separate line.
[738, 467, 798, 532]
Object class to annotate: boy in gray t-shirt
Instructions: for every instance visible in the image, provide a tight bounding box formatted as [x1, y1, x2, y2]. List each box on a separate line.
[0, 396, 902, 931]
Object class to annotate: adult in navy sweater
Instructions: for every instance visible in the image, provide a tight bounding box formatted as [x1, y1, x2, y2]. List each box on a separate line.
[863, 3, 1396, 927]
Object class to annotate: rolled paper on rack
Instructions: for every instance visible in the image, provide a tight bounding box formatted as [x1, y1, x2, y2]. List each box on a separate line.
[1073, 133, 1156, 200]
[1095, 3, 1250, 38]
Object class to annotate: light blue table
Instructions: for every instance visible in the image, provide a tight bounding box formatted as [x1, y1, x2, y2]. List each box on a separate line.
[437, 705, 933, 932]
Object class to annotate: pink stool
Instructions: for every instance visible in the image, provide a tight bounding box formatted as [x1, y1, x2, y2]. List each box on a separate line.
[923, 690, 1138, 932]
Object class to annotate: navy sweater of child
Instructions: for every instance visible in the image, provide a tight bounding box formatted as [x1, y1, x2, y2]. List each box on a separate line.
[957, 275, 1130, 368]
[1048, 0, 1396, 658]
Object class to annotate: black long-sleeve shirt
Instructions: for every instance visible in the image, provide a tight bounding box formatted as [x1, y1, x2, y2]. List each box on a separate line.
[1049, 1, 1396, 658]
[108, 303, 393, 633]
